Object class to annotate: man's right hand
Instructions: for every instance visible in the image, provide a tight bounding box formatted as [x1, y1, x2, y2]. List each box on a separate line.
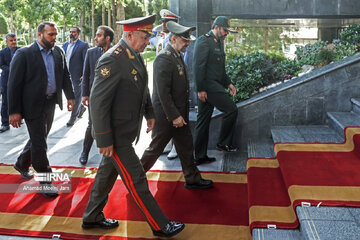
[99, 145, 114, 157]
[9, 113, 22, 128]
[198, 91, 208, 102]
[173, 116, 187, 128]
[82, 96, 89, 106]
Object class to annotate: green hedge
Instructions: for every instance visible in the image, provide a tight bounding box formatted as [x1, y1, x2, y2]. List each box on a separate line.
[226, 24, 360, 103]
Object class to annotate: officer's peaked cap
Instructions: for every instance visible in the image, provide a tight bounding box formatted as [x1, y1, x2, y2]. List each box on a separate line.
[117, 14, 157, 35]
[160, 9, 180, 21]
[166, 21, 196, 41]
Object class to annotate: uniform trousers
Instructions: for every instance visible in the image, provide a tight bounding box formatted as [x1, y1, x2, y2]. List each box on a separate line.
[16, 96, 56, 173]
[82, 144, 169, 231]
[194, 91, 238, 159]
[141, 121, 201, 184]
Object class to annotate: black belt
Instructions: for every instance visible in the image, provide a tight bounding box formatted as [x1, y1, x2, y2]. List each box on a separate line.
[46, 93, 56, 99]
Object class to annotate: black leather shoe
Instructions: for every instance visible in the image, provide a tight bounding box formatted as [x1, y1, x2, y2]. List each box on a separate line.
[195, 156, 216, 165]
[82, 218, 119, 229]
[40, 183, 59, 198]
[79, 152, 88, 165]
[184, 179, 213, 189]
[216, 144, 239, 152]
[0, 125, 10, 133]
[13, 163, 34, 179]
[66, 118, 77, 127]
[153, 221, 185, 238]
[77, 106, 86, 118]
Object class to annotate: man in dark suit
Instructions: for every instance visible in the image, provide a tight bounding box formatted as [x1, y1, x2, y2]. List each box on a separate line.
[0, 33, 20, 133]
[140, 21, 213, 190]
[8, 22, 75, 198]
[82, 15, 184, 238]
[63, 26, 89, 126]
[79, 25, 114, 165]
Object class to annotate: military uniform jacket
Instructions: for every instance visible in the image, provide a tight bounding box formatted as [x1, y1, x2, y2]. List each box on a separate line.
[153, 44, 190, 123]
[90, 39, 154, 148]
[193, 30, 231, 93]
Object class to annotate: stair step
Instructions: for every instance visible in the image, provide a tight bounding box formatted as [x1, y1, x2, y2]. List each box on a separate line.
[351, 98, 360, 115]
[327, 111, 360, 137]
[296, 206, 360, 240]
[252, 228, 303, 240]
[271, 125, 343, 144]
[248, 138, 276, 158]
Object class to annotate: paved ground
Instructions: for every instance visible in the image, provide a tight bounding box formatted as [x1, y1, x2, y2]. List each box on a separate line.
[0, 61, 228, 240]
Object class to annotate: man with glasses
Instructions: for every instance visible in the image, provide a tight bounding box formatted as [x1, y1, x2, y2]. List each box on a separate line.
[192, 16, 239, 166]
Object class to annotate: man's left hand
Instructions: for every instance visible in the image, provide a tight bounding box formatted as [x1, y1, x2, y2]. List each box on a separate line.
[67, 99, 75, 111]
[229, 84, 237, 96]
[146, 118, 155, 133]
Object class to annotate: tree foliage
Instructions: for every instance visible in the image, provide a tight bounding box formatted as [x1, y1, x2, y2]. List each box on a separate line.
[0, 0, 148, 45]
[0, 12, 8, 34]
[147, 0, 168, 25]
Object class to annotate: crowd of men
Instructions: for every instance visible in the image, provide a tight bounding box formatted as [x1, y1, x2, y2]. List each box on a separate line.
[0, 9, 239, 238]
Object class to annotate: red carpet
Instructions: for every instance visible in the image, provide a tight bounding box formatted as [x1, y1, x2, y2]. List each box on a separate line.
[0, 165, 250, 240]
[248, 127, 360, 231]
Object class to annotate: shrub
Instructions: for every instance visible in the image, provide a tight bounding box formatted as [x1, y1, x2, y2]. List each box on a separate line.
[274, 59, 301, 81]
[339, 24, 360, 47]
[226, 51, 275, 102]
[332, 39, 358, 61]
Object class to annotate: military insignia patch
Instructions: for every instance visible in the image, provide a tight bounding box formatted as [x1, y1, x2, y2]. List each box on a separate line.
[126, 49, 135, 59]
[131, 69, 137, 75]
[100, 66, 111, 78]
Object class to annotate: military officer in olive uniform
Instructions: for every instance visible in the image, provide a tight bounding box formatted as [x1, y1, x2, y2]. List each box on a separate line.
[140, 21, 213, 190]
[82, 15, 184, 238]
[193, 16, 239, 166]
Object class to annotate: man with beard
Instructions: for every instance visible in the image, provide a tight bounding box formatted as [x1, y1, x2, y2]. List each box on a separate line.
[140, 21, 213, 190]
[7, 22, 75, 198]
[192, 16, 239, 166]
[79, 25, 114, 165]
[82, 15, 185, 238]
[0, 33, 20, 133]
[63, 26, 89, 127]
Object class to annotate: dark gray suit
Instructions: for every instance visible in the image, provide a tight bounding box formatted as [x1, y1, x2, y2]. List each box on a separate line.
[7, 42, 75, 173]
[80, 46, 103, 159]
[0, 46, 19, 127]
[63, 39, 89, 121]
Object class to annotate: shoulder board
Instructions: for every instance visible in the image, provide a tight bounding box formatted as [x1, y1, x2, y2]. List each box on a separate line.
[111, 45, 125, 58]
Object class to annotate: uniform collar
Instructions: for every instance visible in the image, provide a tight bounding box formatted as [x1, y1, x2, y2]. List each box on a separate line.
[165, 43, 181, 58]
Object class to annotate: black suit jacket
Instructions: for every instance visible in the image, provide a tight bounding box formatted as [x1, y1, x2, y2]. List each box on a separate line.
[0, 46, 20, 87]
[81, 46, 103, 97]
[7, 42, 75, 120]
